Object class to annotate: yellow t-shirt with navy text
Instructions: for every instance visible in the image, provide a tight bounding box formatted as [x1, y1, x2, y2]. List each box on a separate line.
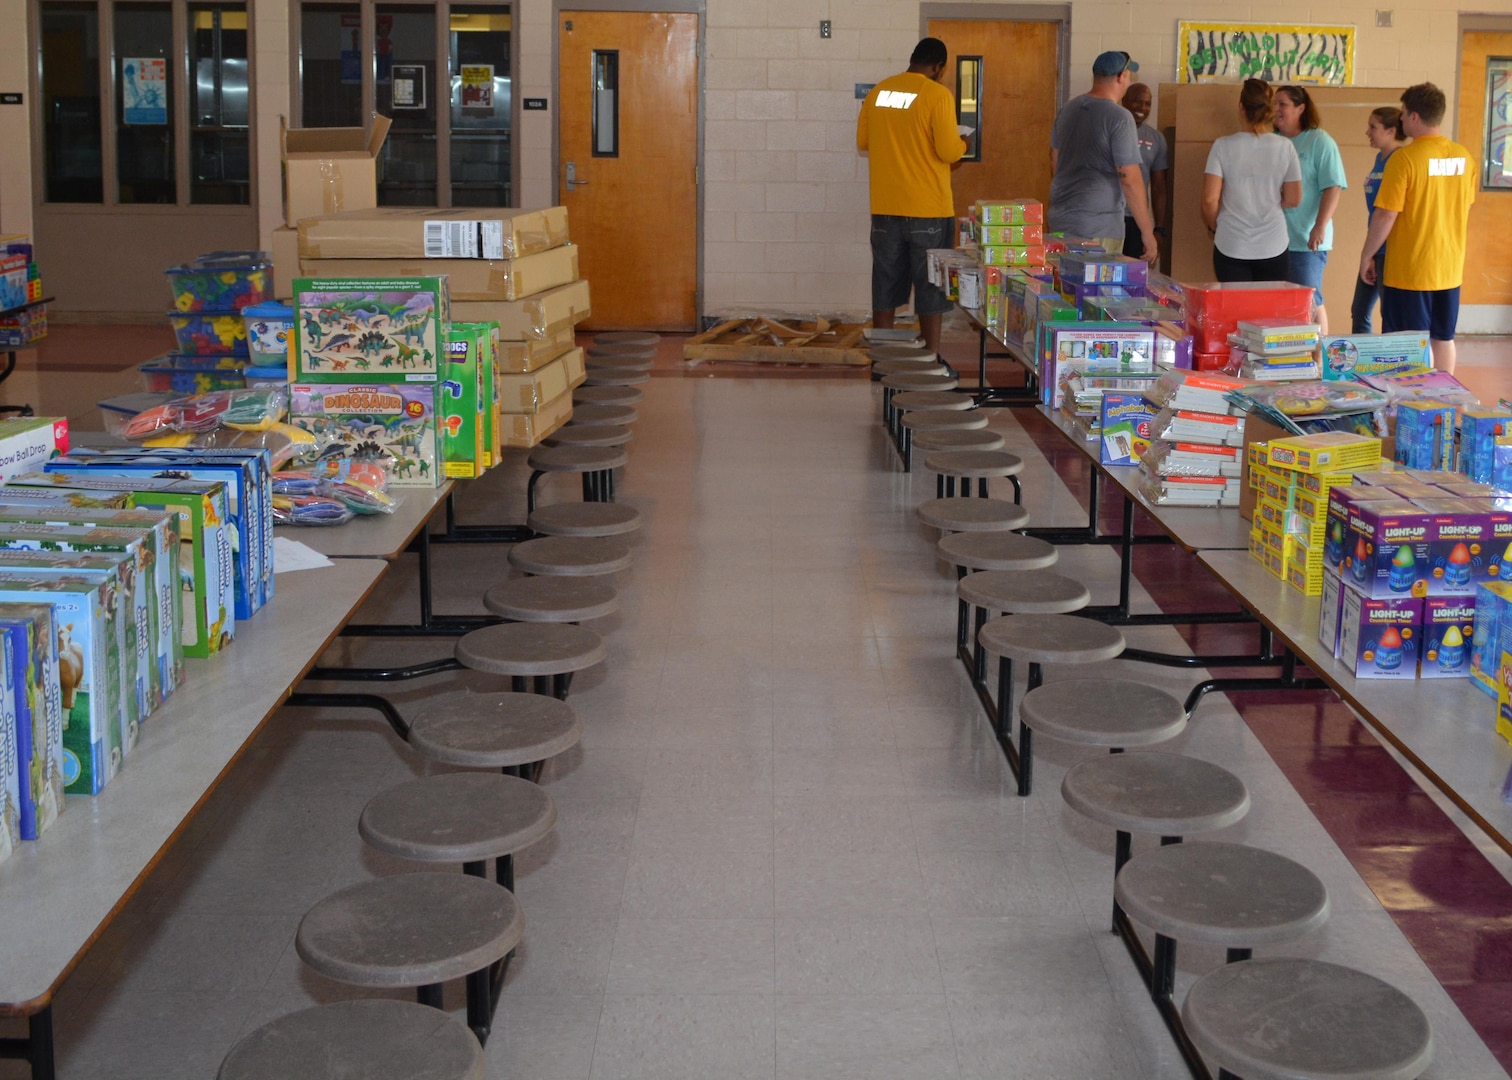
[856, 73, 966, 218]
[1373, 134, 1477, 292]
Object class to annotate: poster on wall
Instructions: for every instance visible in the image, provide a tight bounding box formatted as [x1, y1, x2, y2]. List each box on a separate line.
[392, 64, 427, 110]
[461, 65, 494, 110]
[1177, 22, 1356, 86]
[121, 58, 167, 125]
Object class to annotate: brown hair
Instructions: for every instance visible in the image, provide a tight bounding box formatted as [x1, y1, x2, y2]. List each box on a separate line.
[1276, 85, 1321, 130]
[1400, 83, 1447, 127]
[1239, 78, 1275, 131]
[1370, 106, 1405, 141]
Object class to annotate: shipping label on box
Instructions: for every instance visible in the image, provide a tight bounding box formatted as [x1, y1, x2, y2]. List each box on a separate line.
[300, 246, 579, 302]
[291, 277, 447, 383]
[1338, 582, 1421, 678]
[297, 205, 569, 261]
[0, 605, 63, 838]
[1422, 596, 1476, 678]
[439, 326, 485, 479]
[290, 383, 442, 487]
[1320, 331, 1432, 381]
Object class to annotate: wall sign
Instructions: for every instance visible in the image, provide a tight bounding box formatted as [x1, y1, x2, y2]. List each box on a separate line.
[391, 64, 426, 110]
[122, 58, 167, 124]
[1177, 22, 1356, 86]
[460, 65, 494, 110]
[523, 98, 548, 111]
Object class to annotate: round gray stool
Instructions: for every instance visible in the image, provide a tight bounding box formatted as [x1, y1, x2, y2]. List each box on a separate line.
[584, 368, 650, 387]
[1021, 678, 1186, 747]
[296, 873, 522, 1042]
[954, 569, 1088, 687]
[526, 444, 628, 507]
[361, 771, 556, 897]
[585, 355, 654, 372]
[545, 423, 633, 448]
[869, 345, 935, 360]
[1117, 841, 1329, 1004]
[528, 501, 642, 537]
[896, 408, 985, 471]
[594, 330, 660, 346]
[455, 621, 606, 698]
[976, 614, 1125, 795]
[575, 384, 644, 406]
[569, 403, 638, 426]
[890, 390, 975, 412]
[873, 359, 947, 378]
[407, 686, 581, 772]
[924, 449, 1025, 502]
[881, 371, 957, 392]
[1183, 959, 1432, 1080]
[586, 344, 657, 361]
[937, 530, 1057, 572]
[219, 1000, 485, 1080]
[483, 575, 618, 622]
[917, 498, 1028, 533]
[509, 535, 632, 576]
[913, 428, 1006, 454]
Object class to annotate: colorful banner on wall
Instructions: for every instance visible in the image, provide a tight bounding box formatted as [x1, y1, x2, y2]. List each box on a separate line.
[1177, 22, 1356, 86]
[121, 57, 167, 125]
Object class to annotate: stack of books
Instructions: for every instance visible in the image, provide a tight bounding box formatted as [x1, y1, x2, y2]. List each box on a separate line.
[1138, 369, 1251, 505]
[1231, 319, 1321, 382]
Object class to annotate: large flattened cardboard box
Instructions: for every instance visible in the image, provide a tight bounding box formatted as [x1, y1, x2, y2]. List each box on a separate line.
[499, 325, 577, 373]
[281, 115, 392, 228]
[452, 279, 591, 342]
[301, 246, 579, 302]
[498, 352, 575, 414]
[270, 227, 300, 300]
[501, 389, 573, 448]
[298, 206, 571, 261]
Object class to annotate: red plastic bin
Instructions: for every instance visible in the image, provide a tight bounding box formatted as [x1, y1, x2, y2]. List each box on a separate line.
[1182, 281, 1314, 353]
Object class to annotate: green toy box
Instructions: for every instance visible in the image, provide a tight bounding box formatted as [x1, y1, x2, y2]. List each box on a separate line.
[440, 323, 486, 479]
[291, 277, 448, 383]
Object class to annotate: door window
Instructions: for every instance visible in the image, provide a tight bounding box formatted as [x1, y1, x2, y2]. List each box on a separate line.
[1485, 57, 1512, 189]
[40, 1, 103, 203]
[955, 55, 982, 163]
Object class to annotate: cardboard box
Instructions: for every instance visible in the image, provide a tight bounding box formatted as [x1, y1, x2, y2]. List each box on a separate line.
[301, 245, 580, 302]
[1338, 581, 1421, 679]
[498, 325, 577, 373]
[1319, 567, 1346, 656]
[1414, 498, 1490, 596]
[1458, 407, 1512, 483]
[0, 605, 63, 838]
[281, 115, 392, 228]
[1394, 401, 1456, 471]
[451, 278, 592, 342]
[297, 206, 570, 261]
[500, 387, 573, 448]
[289, 383, 442, 487]
[1331, 494, 1433, 598]
[270, 226, 299, 300]
[497, 354, 572, 415]
[562, 346, 586, 389]
[0, 418, 68, 482]
[291, 276, 448, 383]
[1421, 596, 1475, 678]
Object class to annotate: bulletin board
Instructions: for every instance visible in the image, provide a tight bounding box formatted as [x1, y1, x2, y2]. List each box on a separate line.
[1177, 22, 1356, 86]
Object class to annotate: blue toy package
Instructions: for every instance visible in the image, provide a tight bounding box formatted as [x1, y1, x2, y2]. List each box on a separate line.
[1320, 332, 1432, 381]
[1337, 582, 1421, 678]
[1421, 596, 1476, 678]
[1098, 394, 1153, 465]
[0, 626, 18, 861]
[1394, 401, 1457, 471]
[1457, 407, 1512, 484]
[0, 606, 64, 838]
[1471, 581, 1512, 697]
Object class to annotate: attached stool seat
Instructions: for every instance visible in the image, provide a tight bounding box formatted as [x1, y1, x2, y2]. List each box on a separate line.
[584, 368, 650, 387]
[890, 390, 974, 412]
[575, 384, 644, 406]
[219, 1000, 485, 1080]
[923, 449, 1025, 502]
[895, 408, 984, 470]
[569, 402, 638, 426]
[455, 621, 606, 697]
[361, 771, 556, 893]
[954, 568, 1087, 683]
[526, 444, 628, 507]
[976, 614, 1125, 795]
[509, 535, 632, 576]
[872, 359, 947, 378]
[585, 355, 654, 372]
[545, 423, 633, 448]
[1182, 959, 1433, 1080]
[594, 330, 660, 346]
[483, 575, 619, 622]
[937, 530, 1056, 572]
[913, 428, 1005, 454]
[917, 498, 1028, 533]
[296, 873, 522, 1042]
[528, 501, 641, 536]
[586, 344, 657, 360]
[880, 371, 957, 392]
[868, 345, 935, 360]
[407, 686, 581, 770]
[1021, 678, 1185, 747]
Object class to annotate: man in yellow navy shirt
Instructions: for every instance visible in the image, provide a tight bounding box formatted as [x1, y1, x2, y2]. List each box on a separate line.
[1360, 82, 1476, 373]
[857, 37, 967, 356]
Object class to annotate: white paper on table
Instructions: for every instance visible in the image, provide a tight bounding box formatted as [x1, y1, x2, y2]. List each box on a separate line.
[958, 125, 976, 137]
[273, 536, 335, 573]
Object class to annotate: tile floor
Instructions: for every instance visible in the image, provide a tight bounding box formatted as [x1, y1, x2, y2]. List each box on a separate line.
[3, 368, 1508, 1079]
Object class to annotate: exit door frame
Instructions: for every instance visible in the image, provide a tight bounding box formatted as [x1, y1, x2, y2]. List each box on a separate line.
[551, 0, 706, 321]
[919, 2, 1072, 112]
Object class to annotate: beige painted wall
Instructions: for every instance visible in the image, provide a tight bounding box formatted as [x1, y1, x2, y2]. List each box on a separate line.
[0, 0, 34, 240]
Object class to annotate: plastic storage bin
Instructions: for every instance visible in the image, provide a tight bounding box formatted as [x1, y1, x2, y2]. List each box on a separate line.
[242, 302, 295, 367]
[1183, 282, 1314, 353]
[139, 355, 247, 393]
[242, 366, 288, 389]
[98, 392, 176, 436]
[166, 250, 273, 312]
[166, 309, 249, 355]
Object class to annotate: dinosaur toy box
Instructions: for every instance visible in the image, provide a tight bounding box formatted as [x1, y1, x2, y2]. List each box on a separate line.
[0, 573, 123, 794]
[0, 606, 63, 839]
[6, 472, 233, 658]
[290, 277, 448, 383]
[289, 382, 442, 487]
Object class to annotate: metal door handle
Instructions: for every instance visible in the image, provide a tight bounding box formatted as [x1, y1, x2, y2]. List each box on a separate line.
[566, 161, 589, 188]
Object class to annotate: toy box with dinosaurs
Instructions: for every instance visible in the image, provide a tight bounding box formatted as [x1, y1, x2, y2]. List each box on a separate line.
[290, 277, 448, 384]
[288, 382, 442, 488]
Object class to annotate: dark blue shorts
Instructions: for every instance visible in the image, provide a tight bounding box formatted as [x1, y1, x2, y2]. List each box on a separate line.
[1381, 285, 1461, 341]
[870, 215, 955, 316]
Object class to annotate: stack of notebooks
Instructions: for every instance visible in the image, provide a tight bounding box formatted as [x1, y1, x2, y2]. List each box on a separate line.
[1137, 369, 1251, 506]
[1231, 319, 1321, 382]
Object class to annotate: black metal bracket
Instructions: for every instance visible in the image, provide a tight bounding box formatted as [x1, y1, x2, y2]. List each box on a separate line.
[285, 692, 411, 740]
[0, 1007, 56, 1080]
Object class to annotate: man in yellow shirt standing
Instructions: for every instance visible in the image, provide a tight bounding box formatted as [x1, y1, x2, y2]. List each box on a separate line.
[1359, 82, 1476, 372]
[857, 37, 967, 356]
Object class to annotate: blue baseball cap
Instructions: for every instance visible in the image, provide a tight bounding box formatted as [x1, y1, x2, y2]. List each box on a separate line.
[1093, 50, 1138, 77]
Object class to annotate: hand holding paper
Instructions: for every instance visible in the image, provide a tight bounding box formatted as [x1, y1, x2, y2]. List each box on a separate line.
[958, 125, 976, 137]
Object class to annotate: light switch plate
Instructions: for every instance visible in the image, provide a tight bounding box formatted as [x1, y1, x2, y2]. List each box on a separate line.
[820, 20, 831, 38]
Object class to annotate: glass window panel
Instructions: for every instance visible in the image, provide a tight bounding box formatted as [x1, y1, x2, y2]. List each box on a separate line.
[956, 56, 981, 164]
[1485, 58, 1512, 190]
[300, 2, 362, 127]
[592, 50, 617, 157]
[449, 6, 511, 207]
[376, 3, 437, 205]
[189, 4, 249, 204]
[41, 1, 103, 203]
[115, 2, 175, 204]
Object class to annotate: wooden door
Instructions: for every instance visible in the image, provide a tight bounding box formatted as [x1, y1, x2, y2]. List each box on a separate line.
[1459, 31, 1512, 310]
[558, 10, 698, 331]
[926, 18, 1061, 220]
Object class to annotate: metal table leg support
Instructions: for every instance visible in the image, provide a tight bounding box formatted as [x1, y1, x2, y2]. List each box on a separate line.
[285, 692, 411, 740]
[1179, 649, 1329, 716]
[0, 1007, 56, 1080]
[430, 492, 533, 546]
[342, 528, 499, 638]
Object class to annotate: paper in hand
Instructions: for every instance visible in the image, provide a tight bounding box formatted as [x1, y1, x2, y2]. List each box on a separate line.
[958, 125, 976, 137]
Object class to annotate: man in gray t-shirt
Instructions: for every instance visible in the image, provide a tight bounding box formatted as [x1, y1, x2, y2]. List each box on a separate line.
[1047, 51, 1158, 263]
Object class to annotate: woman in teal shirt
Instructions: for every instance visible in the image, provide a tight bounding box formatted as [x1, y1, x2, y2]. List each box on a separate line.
[1275, 86, 1348, 336]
